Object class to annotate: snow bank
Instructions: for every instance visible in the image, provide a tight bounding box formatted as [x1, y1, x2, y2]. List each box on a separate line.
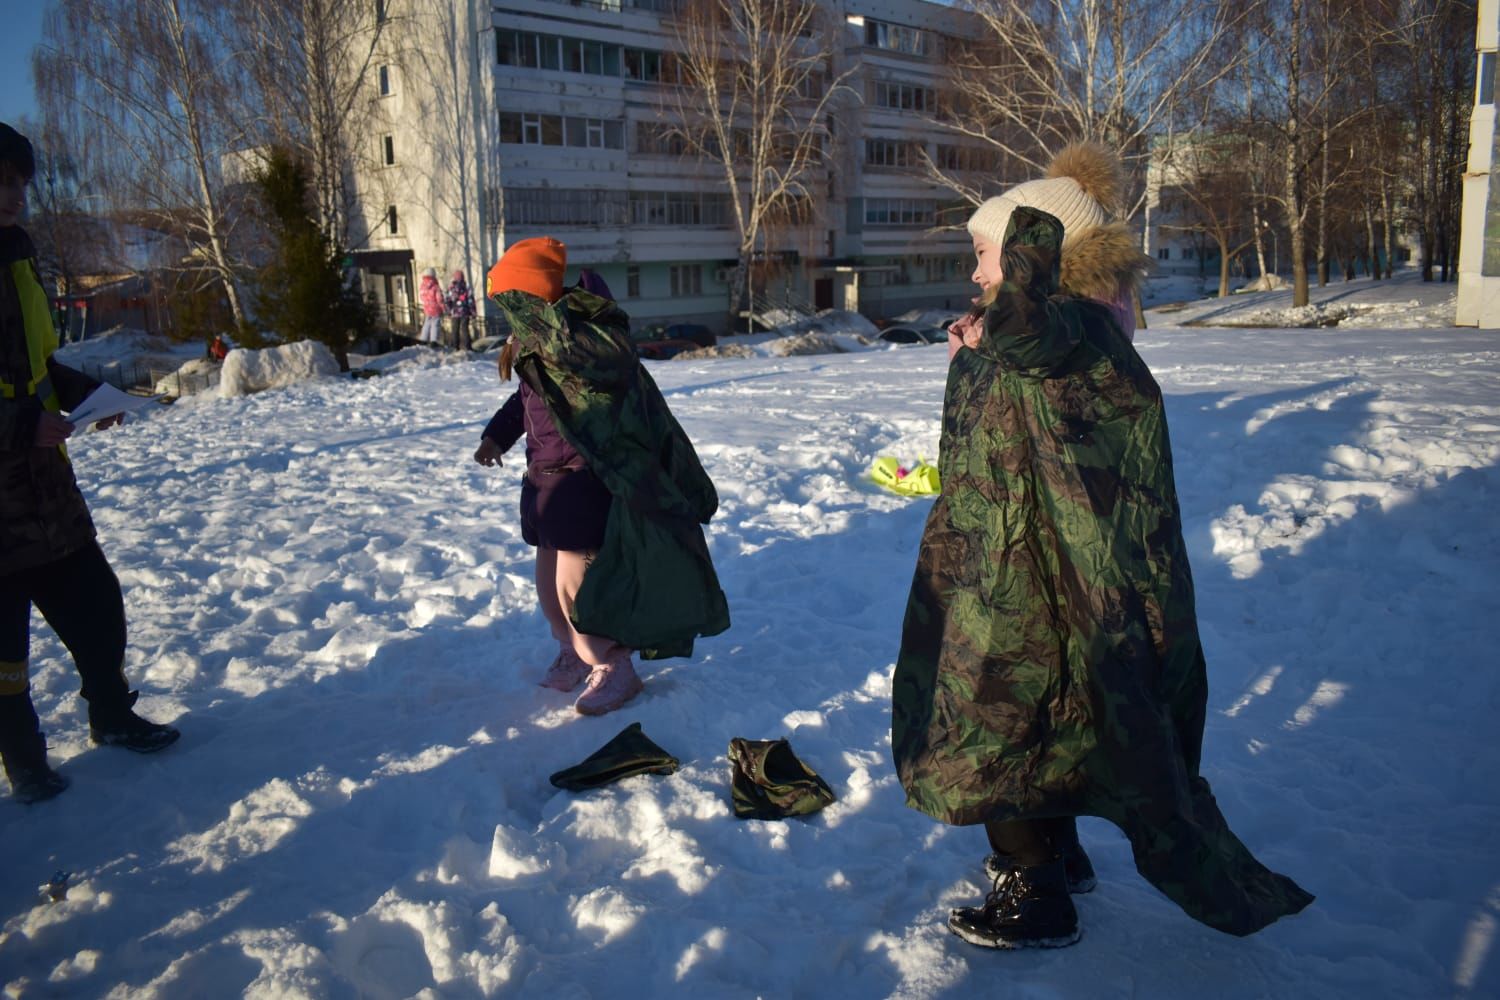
[219, 340, 341, 397]
[1237, 273, 1288, 293]
[152, 357, 221, 397]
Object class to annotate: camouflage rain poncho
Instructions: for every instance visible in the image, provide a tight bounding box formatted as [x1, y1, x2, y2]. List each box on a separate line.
[891, 208, 1312, 935]
[492, 288, 729, 659]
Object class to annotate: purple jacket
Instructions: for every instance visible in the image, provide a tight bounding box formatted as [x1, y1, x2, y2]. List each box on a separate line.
[483, 380, 584, 477]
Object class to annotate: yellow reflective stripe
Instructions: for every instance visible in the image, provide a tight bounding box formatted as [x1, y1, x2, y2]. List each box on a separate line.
[8, 259, 60, 413]
[0, 660, 29, 695]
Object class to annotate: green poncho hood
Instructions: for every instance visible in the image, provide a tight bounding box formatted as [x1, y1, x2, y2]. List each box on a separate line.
[891, 208, 1311, 935]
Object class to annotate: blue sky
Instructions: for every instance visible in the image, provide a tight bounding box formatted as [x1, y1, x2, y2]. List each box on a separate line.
[0, 0, 47, 129]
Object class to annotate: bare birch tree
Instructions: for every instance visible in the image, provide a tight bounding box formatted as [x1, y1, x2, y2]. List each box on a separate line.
[34, 0, 251, 328]
[666, 0, 854, 327]
[934, 0, 1242, 213]
[225, 0, 391, 246]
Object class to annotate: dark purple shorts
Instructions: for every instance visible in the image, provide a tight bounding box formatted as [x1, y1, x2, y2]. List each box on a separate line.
[520, 468, 612, 551]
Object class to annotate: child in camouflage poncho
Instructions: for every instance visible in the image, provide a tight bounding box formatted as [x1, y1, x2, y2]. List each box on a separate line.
[475, 239, 727, 716]
[892, 144, 1312, 949]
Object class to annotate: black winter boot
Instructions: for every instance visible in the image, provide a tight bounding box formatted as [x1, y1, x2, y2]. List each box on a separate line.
[2, 732, 70, 804]
[89, 692, 180, 753]
[984, 838, 1097, 893]
[949, 858, 1081, 950]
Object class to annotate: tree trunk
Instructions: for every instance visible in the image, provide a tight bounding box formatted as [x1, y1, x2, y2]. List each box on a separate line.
[1380, 176, 1394, 278]
[1287, 0, 1309, 308]
[1252, 204, 1269, 278]
[1316, 119, 1329, 287]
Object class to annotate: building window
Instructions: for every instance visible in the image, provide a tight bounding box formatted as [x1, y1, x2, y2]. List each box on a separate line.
[865, 18, 929, 57]
[627, 265, 640, 298]
[1481, 52, 1496, 105]
[378, 65, 391, 96]
[381, 134, 395, 165]
[624, 48, 678, 83]
[498, 30, 625, 77]
[1157, 247, 1170, 260]
[670, 264, 702, 297]
[936, 144, 993, 173]
[504, 187, 629, 226]
[500, 112, 623, 149]
[629, 191, 733, 227]
[873, 80, 935, 113]
[386, 205, 398, 235]
[864, 198, 936, 227]
[375, 0, 389, 24]
[866, 138, 920, 168]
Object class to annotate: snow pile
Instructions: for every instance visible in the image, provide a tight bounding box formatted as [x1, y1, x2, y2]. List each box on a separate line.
[677, 342, 754, 360]
[152, 357, 220, 397]
[764, 331, 857, 356]
[1339, 298, 1456, 329]
[54, 326, 203, 377]
[1237, 273, 1289, 293]
[219, 340, 341, 397]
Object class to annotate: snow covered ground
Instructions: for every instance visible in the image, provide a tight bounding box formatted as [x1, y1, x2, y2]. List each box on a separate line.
[3, 271, 1497, 998]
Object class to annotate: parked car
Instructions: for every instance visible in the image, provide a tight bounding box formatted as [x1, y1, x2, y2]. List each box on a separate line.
[876, 324, 948, 346]
[634, 321, 716, 360]
[636, 338, 706, 360]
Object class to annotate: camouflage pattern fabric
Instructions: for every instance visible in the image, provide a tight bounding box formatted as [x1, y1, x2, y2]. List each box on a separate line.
[491, 288, 729, 659]
[549, 721, 680, 790]
[728, 737, 836, 820]
[891, 207, 1312, 935]
[0, 228, 100, 576]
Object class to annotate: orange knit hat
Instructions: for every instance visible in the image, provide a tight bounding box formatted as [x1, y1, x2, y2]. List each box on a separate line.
[486, 237, 567, 303]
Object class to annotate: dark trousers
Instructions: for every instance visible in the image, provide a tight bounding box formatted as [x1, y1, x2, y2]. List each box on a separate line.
[451, 316, 472, 351]
[0, 541, 130, 755]
[985, 816, 1082, 867]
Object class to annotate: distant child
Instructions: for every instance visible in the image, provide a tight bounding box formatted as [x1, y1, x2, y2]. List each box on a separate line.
[418, 267, 444, 345]
[891, 142, 1311, 948]
[444, 269, 475, 351]
[0, 122, 180, 804]
[474, 238, 727, 715]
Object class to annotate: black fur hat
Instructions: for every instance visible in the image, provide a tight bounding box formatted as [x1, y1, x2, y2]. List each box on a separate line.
[0, 122, 36, 182]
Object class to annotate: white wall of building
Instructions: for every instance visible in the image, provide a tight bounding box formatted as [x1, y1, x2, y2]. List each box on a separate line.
[1458, 0, 1500, 326]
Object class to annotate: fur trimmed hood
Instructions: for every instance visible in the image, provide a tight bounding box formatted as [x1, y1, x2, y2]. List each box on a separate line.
[1061, 220, 1152, 303]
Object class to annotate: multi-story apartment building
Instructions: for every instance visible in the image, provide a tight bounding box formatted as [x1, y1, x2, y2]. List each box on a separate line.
[347, 0, 984, 335]
[1459, 0, 1500, 326]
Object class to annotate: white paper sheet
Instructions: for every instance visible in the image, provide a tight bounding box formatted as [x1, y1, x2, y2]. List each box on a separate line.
[64, 383, 160, 427]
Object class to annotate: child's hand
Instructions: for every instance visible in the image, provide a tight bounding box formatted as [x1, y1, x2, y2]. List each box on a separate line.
[948, 313, 984, 359]
[474, 437, 505, 468]
[34, 411, 74, 447]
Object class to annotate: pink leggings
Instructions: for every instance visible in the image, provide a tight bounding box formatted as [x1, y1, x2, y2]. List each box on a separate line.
[535, 547, 624, 666]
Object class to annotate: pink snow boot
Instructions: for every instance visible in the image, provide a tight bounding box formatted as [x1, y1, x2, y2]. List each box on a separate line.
[539, 648, 591, 693]
[574, 651, 644, 716]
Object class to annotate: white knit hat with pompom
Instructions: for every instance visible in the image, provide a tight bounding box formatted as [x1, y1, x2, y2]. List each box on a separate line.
[967, 142, 1122, 249]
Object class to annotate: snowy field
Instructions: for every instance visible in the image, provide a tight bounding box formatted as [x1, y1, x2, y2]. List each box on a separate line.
[2, 271, 1498, 998]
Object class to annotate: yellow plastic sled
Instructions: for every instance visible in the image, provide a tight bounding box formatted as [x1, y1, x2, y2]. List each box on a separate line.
[869, 456, 940, 496]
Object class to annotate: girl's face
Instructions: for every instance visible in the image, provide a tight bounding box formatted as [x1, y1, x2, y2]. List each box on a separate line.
[0, 165, 27, 228]
[971, 235, 1003, 294]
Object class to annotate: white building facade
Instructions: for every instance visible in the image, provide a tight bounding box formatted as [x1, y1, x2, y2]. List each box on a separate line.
[345, 0, 985, 335]
[1458, 0, 1500, 327]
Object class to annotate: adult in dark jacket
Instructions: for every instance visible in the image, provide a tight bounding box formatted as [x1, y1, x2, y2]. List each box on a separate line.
[474, 238, 727, 715]
[0, 123, 179, 804]
[892, 146, 1312, 949]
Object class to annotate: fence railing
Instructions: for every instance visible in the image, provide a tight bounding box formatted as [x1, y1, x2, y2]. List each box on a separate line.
[75, 359, 220, 400]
